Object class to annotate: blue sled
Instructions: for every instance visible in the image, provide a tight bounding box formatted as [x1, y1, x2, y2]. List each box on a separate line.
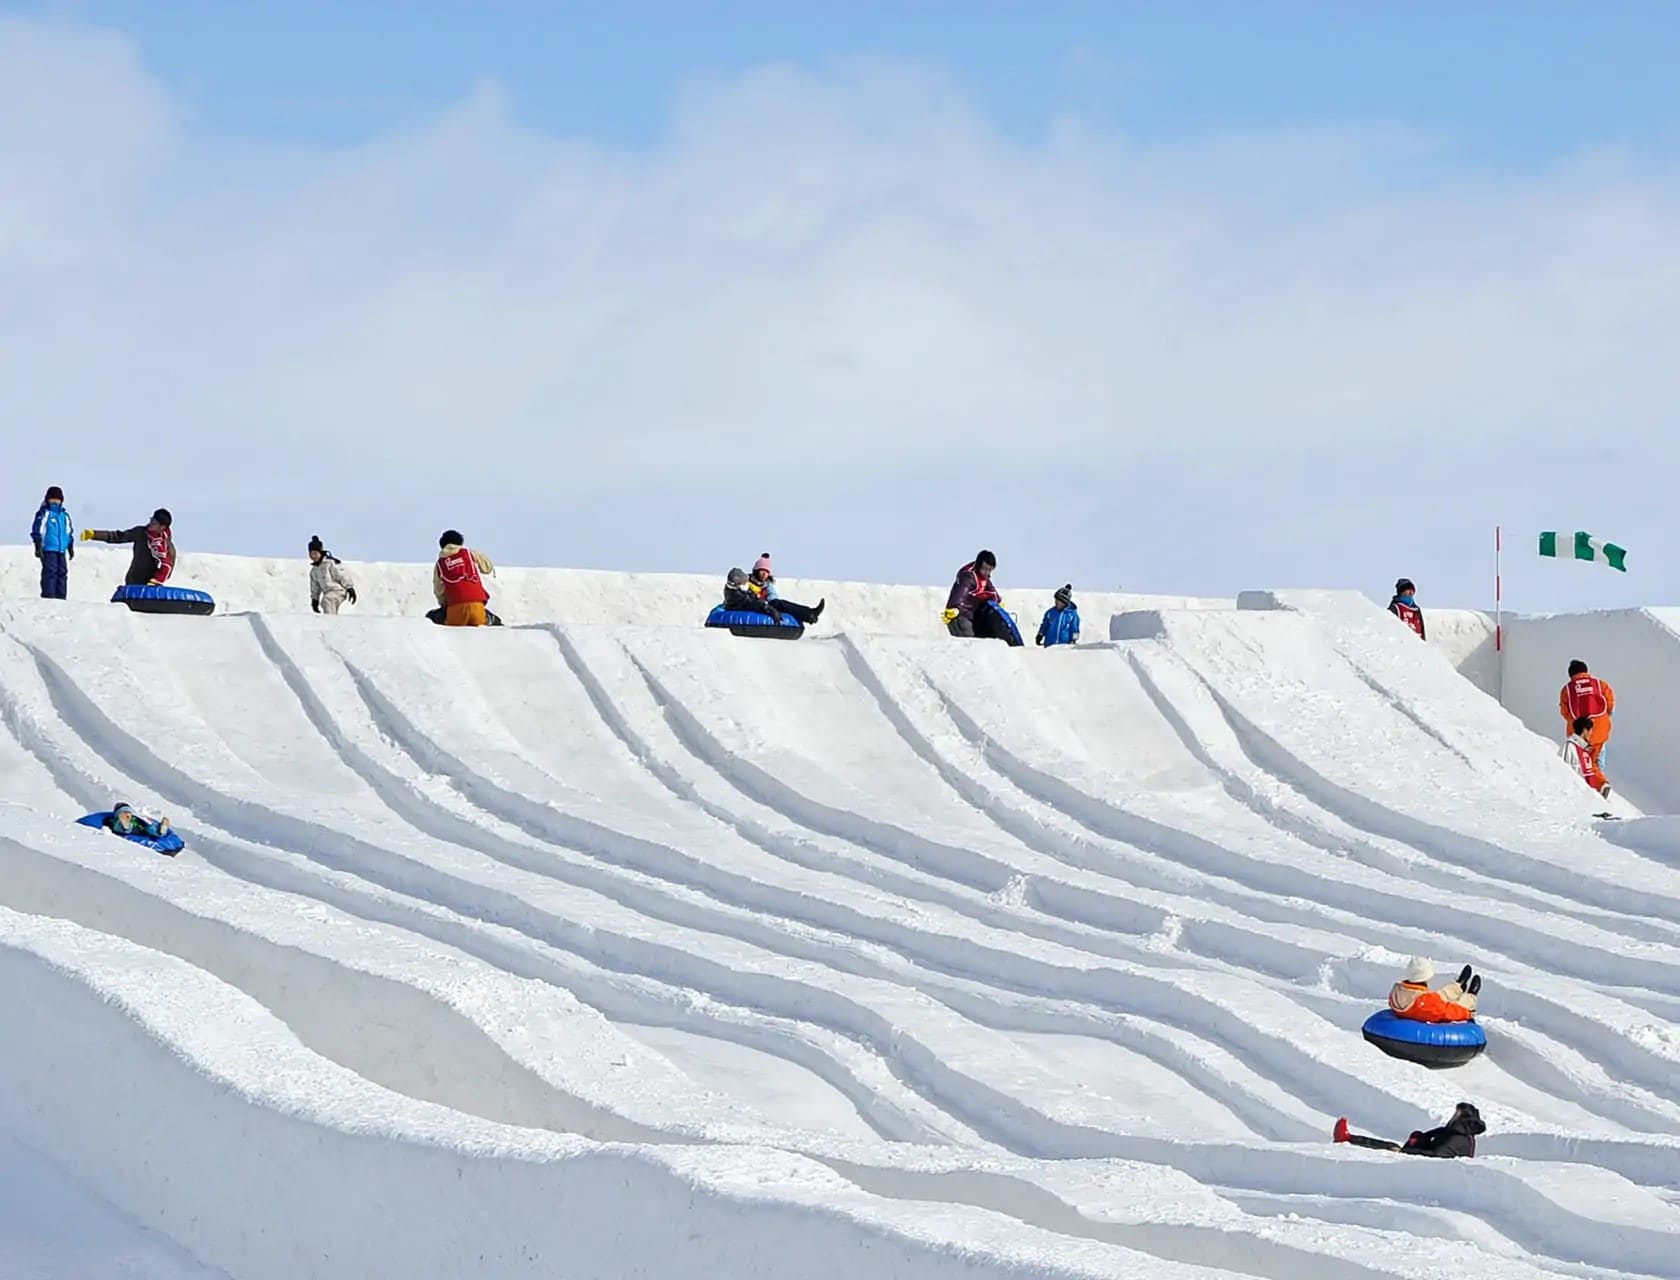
[704, 606, 804, 639]
[111, 584, 215, 616]
[978, 600, 1024, 646]
[77, 812, 184, 856]
[1361, 1009, 1485, 1068]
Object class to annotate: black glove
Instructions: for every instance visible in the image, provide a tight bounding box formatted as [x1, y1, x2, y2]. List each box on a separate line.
[33, 546, 42, 560]
[68, 546, 74, 560]
[345, 587, 357, 605]
[1034, 634, 1044, 646]
[311, 599, 321, 614]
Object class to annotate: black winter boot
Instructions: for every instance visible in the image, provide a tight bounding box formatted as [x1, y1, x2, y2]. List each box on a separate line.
[1468, 975, 1481, 996]
[1457, 965, 1473, 987]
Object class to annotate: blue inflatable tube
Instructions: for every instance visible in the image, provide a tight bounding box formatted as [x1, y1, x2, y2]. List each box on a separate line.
[111, 584, 215, 616]
[977, 600, 1024, 646]
[704, 606, 804, 639]
[77, 812, 184, 856]
[1362, 1009, 1486, 1068]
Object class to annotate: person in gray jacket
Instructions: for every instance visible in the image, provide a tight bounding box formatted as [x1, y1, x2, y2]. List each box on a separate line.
[308, 535, 358, 614]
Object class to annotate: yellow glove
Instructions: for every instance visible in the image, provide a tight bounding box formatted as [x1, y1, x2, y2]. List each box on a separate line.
[80, 528, 96, 541]
[941, 608, 959, 624]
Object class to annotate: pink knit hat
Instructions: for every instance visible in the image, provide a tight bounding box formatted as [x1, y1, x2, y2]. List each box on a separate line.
[753, 553, 772, 576]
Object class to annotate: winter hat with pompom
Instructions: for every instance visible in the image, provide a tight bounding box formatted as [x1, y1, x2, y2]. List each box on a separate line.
[753, 553, 773, 577]
[1404, 957, 1434, 984]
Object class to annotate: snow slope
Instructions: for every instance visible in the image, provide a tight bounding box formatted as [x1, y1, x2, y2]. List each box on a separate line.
[3, 557, 1680, 1279]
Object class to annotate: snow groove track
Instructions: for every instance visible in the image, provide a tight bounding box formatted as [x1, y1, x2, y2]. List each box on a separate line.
[3, 597, 1680, 1280]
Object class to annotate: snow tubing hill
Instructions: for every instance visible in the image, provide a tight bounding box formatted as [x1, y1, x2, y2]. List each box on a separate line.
[704, 606, 804, 639]
[1361, 1009, 1486, 1068]
[76, 812, 185, 856]
[111, 584, 215, 616]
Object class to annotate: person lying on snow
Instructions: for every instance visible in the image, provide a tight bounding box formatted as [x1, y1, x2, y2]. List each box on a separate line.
[102, 803, 172, 842]
[1389, 957, 1480, 1022]
[81, 508, 176, 586]
[1334, 1102, 1486, 1158]
[746, 553, 825, 625]
[31, 485, 75, 600]
[1036, 584, 1079, 646]
[307, 535, 358, 614]
[1563, 716, 1612, 798]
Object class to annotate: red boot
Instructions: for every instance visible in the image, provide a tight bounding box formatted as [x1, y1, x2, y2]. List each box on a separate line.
[1332, 1117, 1350, 1143]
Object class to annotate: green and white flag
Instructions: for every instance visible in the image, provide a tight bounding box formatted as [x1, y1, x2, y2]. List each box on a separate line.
[1539, 531, 1627, 572]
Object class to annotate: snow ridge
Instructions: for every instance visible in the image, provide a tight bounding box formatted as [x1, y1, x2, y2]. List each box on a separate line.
[1, 572, 1678, 1279]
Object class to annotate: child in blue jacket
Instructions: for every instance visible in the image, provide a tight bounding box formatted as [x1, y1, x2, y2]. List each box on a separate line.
[30, 485, 75, 600]
[1036, 584, 1080, 647]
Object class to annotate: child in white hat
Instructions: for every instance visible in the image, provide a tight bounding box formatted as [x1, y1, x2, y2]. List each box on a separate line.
[1388, 957, 1480, 1023]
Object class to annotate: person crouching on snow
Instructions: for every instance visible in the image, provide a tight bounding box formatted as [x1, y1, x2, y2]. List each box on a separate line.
[1389, 957, 1479, 1022]
[307, 536, 358, 615]
[81, 507, 176, 586]
[434, 530, 495, 627]
[1563, 716, 1612, 798]
[747, 553, 824, 625]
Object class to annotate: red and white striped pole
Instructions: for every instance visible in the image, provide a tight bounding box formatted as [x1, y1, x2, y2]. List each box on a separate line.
[1495, 525, 1504, 707]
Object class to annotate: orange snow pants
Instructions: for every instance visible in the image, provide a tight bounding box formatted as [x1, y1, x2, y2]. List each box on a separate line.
[444, 602, 487, 627]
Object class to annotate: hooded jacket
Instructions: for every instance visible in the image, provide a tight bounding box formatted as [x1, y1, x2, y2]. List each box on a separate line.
[309, 552, 356, 607]
[1402, 1105, 1485, 1158]
[31, 500, 74, 554]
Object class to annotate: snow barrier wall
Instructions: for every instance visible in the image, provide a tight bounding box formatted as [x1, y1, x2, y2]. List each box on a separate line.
[1229, 591, 1680, 816]
[0, 908, 1103, 1280]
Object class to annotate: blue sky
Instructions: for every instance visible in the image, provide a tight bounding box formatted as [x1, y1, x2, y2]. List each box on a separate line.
[5, 3, 1677, 611]
[35, 1, 1680, 159]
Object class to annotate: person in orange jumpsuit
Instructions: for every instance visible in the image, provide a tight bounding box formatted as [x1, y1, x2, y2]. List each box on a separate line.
[1559, 660, 1614, 767]
[1388, 957, 1479, 1023]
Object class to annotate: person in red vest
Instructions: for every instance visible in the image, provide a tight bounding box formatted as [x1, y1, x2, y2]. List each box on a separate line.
[1562, 716, 1612, 797]
[1559, 660, 1614, 768]
[1386, 578, 1424, 639]
[433, 530, 495, 627]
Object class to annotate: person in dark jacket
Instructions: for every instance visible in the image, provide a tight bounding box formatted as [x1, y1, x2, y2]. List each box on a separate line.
[1036, 584, 1080, 647]
[29, 485, 75, 599]
[1333, 1102, 1485, 1158]
[724, 567, 779, 616]
[81, 508, 176, 586]
[944, 550, 1000, 638]
[1388, 578, 1425, 639]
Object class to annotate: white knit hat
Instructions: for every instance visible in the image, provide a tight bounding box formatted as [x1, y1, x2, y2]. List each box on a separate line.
[1404, 957, 1434, 984]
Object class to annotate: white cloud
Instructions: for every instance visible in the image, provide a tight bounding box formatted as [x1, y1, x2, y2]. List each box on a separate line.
[2, 18, 1676, 605]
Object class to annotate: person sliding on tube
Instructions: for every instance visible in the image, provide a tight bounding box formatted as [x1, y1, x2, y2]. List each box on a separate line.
[1387, 578, 1425, 639]
[747, 553, 824, 625]
[1563, 716, 1612, 798]
[102, 802, 172, 842]
[434, 530, 495, 626]
[1559, 660, 1614, 772]
[1389, 957, 1479, 1023]
[1333, 1102, 1485, 1158]
[81, 508, 176, 586]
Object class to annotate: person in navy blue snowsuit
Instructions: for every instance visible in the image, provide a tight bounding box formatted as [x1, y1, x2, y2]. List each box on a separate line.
[1035, 585, 1080, 647]
[29, 486, 75, 599]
